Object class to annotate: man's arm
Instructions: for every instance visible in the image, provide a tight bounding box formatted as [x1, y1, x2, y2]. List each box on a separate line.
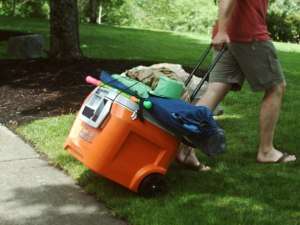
[213, 0, 236, 50]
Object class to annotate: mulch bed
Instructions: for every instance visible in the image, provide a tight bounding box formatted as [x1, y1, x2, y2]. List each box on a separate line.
[1, 30, 197, 131]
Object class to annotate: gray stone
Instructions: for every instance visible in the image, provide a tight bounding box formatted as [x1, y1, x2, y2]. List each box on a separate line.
[7, 34, 44, 58]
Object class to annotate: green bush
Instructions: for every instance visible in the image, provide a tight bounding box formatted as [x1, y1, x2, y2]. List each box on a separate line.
[267, 12, 300, 43]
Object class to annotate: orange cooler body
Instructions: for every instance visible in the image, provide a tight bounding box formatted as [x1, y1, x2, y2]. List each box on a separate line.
[64, 87, 180, 195]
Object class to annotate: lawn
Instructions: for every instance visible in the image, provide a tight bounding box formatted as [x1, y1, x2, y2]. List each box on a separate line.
[1, 16, 300, 225]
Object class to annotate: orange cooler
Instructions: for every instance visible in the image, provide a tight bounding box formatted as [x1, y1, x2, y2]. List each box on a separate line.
[64, 87, 180, 197]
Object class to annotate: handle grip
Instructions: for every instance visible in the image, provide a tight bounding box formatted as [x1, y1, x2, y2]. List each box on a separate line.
[86, 75, 101, 86]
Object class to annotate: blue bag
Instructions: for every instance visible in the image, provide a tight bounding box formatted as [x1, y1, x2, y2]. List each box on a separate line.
[147, 97, 225, 156]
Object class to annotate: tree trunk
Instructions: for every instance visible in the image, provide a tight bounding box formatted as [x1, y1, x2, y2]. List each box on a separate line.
[49, 0, 83, 59]
[97, 3, 103, 24]
[89, 0, 97, 23]
[12, 0, 16, 16]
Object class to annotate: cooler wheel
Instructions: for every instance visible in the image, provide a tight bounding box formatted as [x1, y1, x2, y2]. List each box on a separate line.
[138, 173, 166, 198]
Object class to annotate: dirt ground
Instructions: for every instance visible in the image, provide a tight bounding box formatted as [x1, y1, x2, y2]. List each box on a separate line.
[0, 30, 194, 131]
[0, 57, 160, 131]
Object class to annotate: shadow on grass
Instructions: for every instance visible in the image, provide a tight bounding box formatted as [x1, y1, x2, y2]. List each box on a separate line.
[68, 155, 300, 225]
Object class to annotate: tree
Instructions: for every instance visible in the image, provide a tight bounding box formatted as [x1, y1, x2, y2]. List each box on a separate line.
[89, 0, 97, 23]
[0, 0, 49, 18]
[12, 0, 16, 16]
[49, 0, 83, 59]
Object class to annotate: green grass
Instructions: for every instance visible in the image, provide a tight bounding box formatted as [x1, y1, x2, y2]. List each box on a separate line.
[79, 23, 212, 66]
[1, 16, 300, 225]
[0, 16, 212, 67]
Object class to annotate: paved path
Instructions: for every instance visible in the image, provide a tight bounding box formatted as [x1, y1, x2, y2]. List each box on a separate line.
[0, 124, 128, 225]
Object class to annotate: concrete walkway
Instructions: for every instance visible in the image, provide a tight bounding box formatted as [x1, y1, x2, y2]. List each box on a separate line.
[0, 124, 128, 225]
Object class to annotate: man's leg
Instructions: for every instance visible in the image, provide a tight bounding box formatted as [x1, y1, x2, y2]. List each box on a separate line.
[176, 145, 211, 171]
[196, 82, 232, 110]
[257, 81, 296, 163]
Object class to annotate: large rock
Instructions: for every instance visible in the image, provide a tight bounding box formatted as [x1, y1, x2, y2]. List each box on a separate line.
[7, 34, 44, 58]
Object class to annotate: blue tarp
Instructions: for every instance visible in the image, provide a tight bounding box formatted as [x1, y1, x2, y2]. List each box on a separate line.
[100, 70, 137, 96]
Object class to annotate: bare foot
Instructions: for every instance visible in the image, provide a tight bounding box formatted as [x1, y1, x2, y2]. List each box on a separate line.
[177, 145, 211, 171]
[257, 147, 296, 163]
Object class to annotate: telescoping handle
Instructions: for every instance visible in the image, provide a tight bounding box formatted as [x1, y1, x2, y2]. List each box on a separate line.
[185, 43, 227, 102]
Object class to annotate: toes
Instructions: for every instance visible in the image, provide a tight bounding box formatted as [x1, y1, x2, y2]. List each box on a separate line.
[199, 164, 211, 171]
[277, 153, 296, 163]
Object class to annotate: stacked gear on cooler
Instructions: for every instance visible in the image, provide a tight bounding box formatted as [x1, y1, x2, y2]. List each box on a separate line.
[99, 70, 226, 156]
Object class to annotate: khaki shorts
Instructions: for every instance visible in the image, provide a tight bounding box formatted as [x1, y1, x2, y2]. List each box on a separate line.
[209, 40, 285, 91]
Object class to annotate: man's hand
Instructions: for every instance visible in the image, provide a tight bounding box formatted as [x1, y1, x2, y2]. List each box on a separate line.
[212, 31, 230, 51]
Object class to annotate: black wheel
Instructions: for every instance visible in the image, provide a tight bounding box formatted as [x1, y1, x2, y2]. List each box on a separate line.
[138, 173, 167, 198]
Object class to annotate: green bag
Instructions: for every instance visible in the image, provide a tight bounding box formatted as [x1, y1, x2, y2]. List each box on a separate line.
[149, 76, 183, 99]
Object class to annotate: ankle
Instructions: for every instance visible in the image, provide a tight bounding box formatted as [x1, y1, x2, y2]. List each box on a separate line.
[258, 145, 274, 155]
[257, 147, 282, 161]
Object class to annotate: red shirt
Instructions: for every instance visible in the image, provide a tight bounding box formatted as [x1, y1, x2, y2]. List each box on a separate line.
[213, 0, 271, 42]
